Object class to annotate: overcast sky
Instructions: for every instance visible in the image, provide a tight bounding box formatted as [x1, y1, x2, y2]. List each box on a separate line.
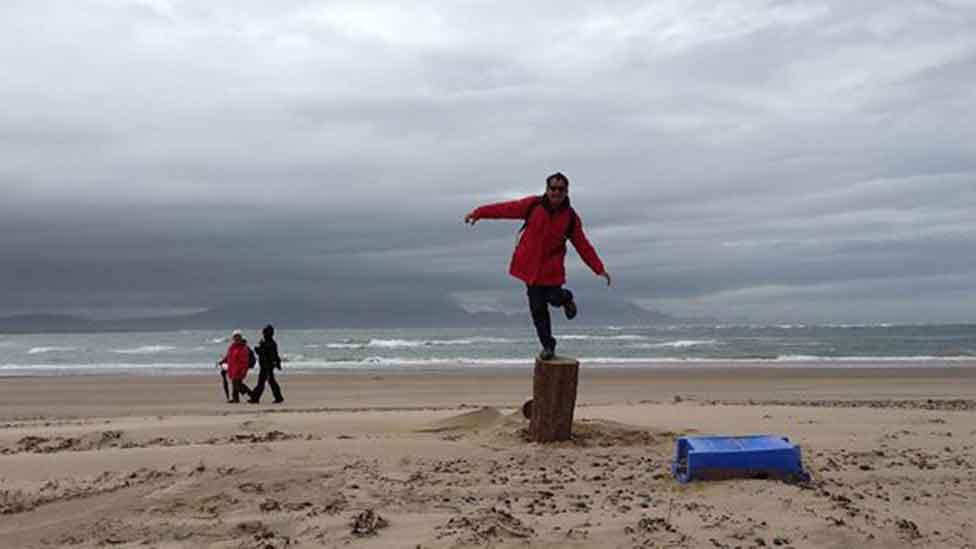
[2, 0, 975, 324]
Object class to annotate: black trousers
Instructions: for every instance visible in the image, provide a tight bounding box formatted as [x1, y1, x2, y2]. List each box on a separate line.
[526, 285, 573, 351]
[250, 367, 283, 403]
[220, 370, 251, 402]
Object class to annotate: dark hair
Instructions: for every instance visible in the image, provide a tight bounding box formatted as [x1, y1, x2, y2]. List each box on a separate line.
[546, 172, 569, 188]
[262, 324, 275, 338]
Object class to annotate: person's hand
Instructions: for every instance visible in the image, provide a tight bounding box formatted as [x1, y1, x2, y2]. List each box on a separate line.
[599, 271, 612, 287]
[464, 211, 479, 225]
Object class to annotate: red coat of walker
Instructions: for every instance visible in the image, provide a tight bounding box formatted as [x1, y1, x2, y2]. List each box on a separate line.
[473, 196, 605, 286]
[221, 341, 251, 381]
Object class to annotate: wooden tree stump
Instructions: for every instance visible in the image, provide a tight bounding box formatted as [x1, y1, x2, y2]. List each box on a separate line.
[528, 355, 580, 443]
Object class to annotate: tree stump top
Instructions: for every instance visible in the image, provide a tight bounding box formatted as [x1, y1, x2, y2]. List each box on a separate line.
[536, 355, 579, 367]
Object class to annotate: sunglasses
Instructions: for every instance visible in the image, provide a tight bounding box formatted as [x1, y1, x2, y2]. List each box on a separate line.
[547, 185, 567, 193]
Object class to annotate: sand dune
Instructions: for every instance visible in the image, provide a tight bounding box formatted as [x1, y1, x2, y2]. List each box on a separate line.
[416, 406, 506, 433]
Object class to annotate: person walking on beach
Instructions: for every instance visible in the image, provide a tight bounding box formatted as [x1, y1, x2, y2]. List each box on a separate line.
[217, 329, 254, 403]
[249, 324, 284, 404]
[464, 172, 611, 360]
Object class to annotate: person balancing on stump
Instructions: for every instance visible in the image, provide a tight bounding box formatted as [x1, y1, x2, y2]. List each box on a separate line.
[464, 172, 611, 360]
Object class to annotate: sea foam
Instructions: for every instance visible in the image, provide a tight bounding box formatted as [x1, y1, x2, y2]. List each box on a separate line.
[112, 345, 177, 355]
[27, 346, 78, 355]
[629, 339, 719, 349]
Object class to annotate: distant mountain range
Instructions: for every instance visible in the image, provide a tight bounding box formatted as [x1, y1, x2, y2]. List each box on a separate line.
[0, 296, 693, 333]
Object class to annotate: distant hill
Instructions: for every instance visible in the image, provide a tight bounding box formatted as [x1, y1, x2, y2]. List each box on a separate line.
[0, 296, 685, 333]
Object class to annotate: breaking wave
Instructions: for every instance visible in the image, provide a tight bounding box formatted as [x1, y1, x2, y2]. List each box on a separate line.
[629, 339, 719, 349]
[326, 337, 519, 349]
[561, 334, 648, 341]
[112, 345, 177, 355]
[27, 346, 78, 355]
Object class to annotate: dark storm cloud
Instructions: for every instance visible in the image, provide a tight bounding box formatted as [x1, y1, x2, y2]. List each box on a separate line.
[1, 1, 975, 322]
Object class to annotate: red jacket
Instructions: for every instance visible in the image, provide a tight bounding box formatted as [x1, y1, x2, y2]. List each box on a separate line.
[221, 341, 251, 381]
[474, 195, 605, 286]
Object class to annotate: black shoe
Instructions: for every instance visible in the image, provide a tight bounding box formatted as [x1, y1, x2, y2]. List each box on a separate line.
[247, 399, 259, 404]
[564, 298, 577, 320]
[539, 348, 555, 361]
[228, 399, 240, 403]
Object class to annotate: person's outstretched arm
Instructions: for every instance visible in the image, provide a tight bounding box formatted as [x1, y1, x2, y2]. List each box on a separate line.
[464, 196, 538, 225]
[569, 215, 612, 286]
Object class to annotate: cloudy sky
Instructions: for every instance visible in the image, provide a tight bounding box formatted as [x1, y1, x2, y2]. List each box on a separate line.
[2, 0, 975, 324]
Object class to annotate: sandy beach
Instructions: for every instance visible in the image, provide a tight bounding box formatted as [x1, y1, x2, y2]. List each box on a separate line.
[1, 364, 974, 548]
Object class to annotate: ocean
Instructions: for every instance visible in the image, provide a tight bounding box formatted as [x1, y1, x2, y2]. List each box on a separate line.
[1, 323, 974, 376]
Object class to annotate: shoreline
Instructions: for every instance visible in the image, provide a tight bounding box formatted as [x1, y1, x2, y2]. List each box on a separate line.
[2, 364, 975, 421]
[2, 356, 975, 377]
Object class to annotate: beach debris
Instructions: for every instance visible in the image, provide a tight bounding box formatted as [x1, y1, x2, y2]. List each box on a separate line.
[238, 482, 265, 494]
[322, 495, 349, 515]
[227, 430, 296, 444]
[896, 518, 922, 539]
[627, 516, 676, 534]
[437, 507, 533, 543]
[237, 520, 291, 548]
[236, 521, 266, 535]
[0, 488, 32, 515]
[624, 515, 688, 546]
[672, 435, 811, 483]
[198, 492, 240, 516]
[350, 509, 389, 537]
[259, 499, 281, 512]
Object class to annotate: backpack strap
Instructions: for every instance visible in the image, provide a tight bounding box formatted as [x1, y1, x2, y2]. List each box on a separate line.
[517, 196, 544, 235]
[565, 207, 577, 241]
[518, 198, 577, 242]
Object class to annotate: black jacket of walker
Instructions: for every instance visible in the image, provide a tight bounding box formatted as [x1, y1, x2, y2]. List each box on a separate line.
[254, 339, 282, 370]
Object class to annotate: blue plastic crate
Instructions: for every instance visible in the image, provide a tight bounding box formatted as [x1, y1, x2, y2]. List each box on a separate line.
[672, 435, 810, 483]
